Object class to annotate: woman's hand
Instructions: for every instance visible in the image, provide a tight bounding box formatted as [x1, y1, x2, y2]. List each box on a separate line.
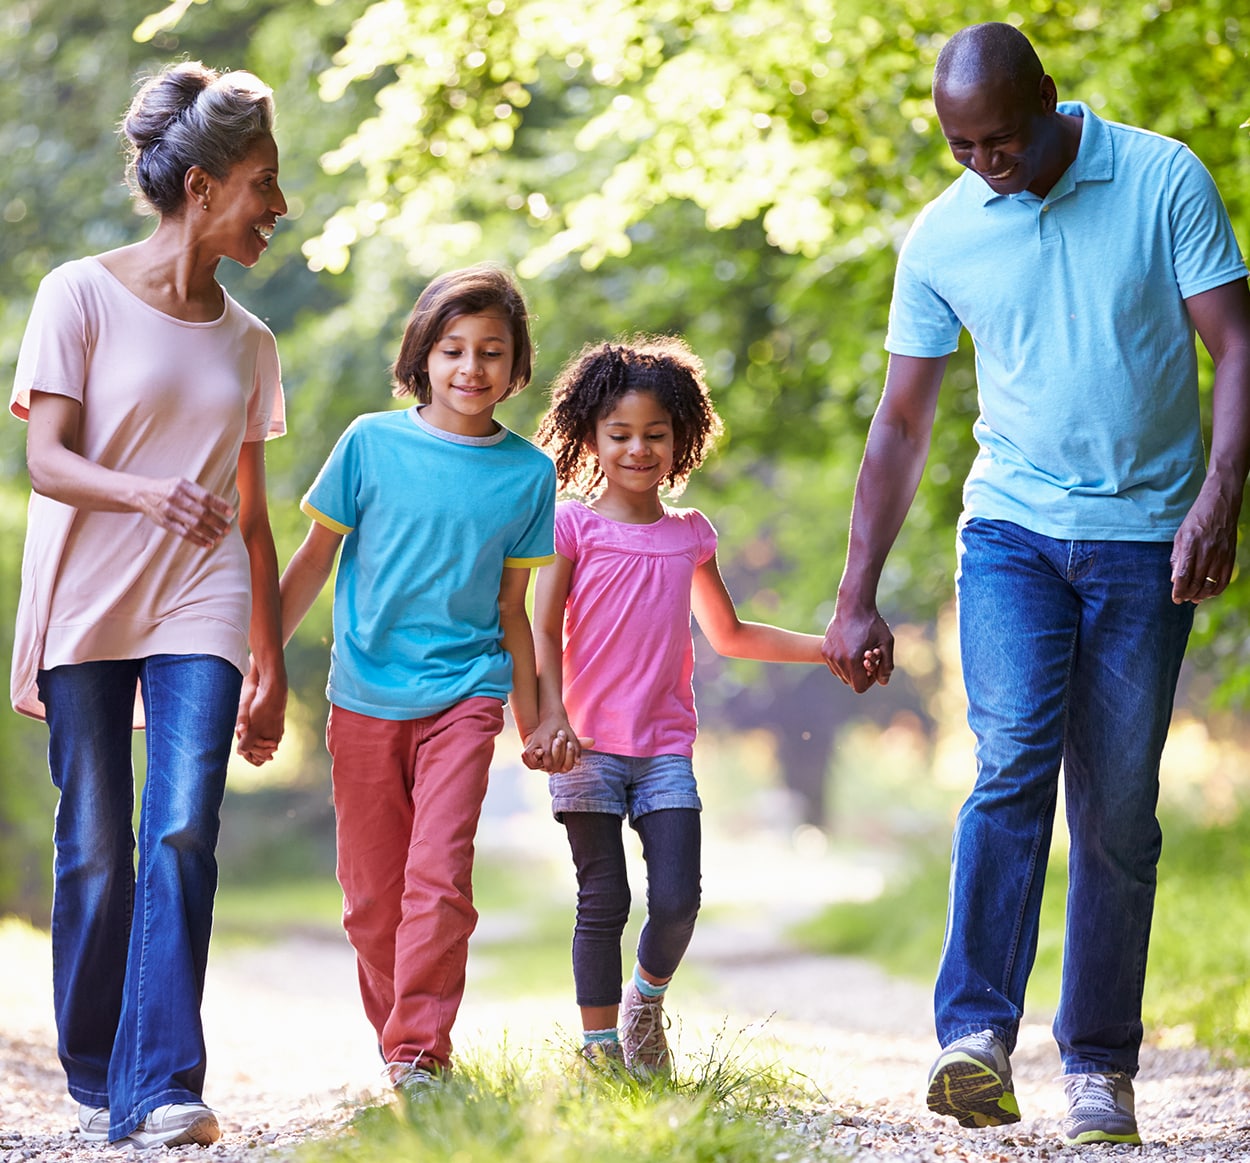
[141, 477, 234, 548]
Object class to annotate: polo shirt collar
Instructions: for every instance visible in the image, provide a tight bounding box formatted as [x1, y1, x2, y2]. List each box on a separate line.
[974, 100, 1113, 206]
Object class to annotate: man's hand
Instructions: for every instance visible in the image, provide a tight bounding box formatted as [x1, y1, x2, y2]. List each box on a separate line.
[1170, 486, 1238, 604]
[822, 603, 895, 693]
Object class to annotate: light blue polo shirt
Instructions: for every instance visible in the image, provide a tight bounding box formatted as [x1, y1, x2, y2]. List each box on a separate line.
[302, 406, 556, 720]
[887, 102, 1248, 540]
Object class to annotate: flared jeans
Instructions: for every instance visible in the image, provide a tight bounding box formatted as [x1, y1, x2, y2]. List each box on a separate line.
[38, 654, 241, 1141]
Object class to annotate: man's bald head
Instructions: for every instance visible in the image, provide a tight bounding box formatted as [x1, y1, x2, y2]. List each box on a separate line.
[934, 22, 1045, 104]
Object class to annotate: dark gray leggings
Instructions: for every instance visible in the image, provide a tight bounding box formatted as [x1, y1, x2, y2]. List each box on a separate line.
[562, 808, 702, 1008]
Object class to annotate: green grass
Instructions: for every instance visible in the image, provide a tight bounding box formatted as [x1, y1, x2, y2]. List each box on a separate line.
[295, 1039, 827, 1163]
[793, 809, 1250, 1063]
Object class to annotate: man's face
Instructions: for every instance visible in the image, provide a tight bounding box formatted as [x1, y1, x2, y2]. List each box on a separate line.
[934, 75, 1062, 197]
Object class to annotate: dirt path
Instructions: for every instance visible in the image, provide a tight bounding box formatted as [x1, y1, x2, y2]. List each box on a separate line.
[3, 818, 1249, 1160]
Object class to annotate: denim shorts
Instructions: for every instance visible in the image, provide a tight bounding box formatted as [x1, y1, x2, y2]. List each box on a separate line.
[549, 750, 701, 823]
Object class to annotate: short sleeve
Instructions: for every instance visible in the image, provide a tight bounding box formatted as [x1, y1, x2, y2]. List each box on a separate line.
[10, 266, 89, 421]
[504, 457, 557, 568]
[692, 509, 718, 565]
[301, 420, 363, 534]
[245, 326, 285, 442]
[884, 210, 965, 358]
[1166, 147, 1249, 301]
[554, 500, 580, 561]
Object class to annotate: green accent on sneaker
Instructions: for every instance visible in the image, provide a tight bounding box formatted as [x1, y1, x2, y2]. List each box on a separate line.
[926, 1031, 1021, 1128]
[1062, 1128, 1143, 1147]
[1060, 1071, 1140, 1147]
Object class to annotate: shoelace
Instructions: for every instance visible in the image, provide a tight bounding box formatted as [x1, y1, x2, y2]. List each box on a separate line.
[621, 993, 668, 1053]
[1063, 1074, 1120, 1113]
[962, 1030, 999, 1054]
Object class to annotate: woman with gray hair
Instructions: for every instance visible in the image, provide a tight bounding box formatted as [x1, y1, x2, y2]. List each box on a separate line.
[10, 61, 288, 1148]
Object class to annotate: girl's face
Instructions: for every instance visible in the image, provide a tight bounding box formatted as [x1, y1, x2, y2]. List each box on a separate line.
[203, 134, 286, 268]
[592, 390, 674, 498]
[423, 311, 515, 437]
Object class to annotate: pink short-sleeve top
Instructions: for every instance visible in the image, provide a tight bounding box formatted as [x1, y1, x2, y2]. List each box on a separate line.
[556, 499, 717, 758]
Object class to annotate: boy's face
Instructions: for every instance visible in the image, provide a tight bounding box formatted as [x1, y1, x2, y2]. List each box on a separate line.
[422, 311, 515, 437]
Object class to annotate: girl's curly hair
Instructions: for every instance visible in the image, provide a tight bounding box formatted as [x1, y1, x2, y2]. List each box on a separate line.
[535, 334, 723, 498]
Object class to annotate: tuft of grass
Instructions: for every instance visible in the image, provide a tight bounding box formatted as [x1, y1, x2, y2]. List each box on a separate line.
[293, 1039, 825, 1163]
[793, 809, 1250, 1063]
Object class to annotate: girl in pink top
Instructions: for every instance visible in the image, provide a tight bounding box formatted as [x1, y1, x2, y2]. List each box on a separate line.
[528, 336, 877, 1075]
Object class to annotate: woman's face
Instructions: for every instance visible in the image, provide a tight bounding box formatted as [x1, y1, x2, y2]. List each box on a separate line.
[203, 134, 286, 267]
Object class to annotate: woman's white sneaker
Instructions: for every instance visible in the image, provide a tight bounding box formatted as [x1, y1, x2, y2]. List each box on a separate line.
[127, 1103, 221, 1149]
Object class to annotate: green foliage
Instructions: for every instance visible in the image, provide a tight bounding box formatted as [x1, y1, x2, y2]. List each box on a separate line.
[1149, 810, 1250, 1062]
[794, 807, 1250, 1063]
[2, 0, 1248, 916]
[295, 1043, 814, 1163]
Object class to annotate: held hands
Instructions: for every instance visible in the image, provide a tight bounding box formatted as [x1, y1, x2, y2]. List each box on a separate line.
[235, 659, 287, 766]
[822, 603, 895, 694]
[143, 477, 234, 548]
[523, 715, 594, 773]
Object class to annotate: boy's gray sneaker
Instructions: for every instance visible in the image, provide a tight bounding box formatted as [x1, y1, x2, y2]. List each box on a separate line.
[926, 1029, 1021, 1128]
[391, 1060, 444, 1102]
[126, 1103, 220, 1149]
[1061, 1072, 1141, 1146]
[77, 1104, 109, 1142]
[619, 979, 671, 1078]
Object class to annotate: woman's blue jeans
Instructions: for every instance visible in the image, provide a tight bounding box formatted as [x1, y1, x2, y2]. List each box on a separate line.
[938, 519, 1193, 1076]
[38, 655, 241, 1141]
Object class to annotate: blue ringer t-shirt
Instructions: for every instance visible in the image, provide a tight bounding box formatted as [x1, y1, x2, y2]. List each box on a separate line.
[302, 406, 556, 719]
[887, 102, 1248, 540]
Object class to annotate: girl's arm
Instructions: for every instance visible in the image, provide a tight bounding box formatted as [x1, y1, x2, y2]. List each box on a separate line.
[690, 551, 827, 664]
[234, 440, 287, 766]
[26, 390, 234, 547]
[498, 565, 541, 749]
[278, 520, 343, 645]
[526, 554, 586, 773]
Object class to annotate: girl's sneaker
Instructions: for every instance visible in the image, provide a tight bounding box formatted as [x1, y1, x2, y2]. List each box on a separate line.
[619, 979, 671, 1078]
[580, 1039, 626, 1070]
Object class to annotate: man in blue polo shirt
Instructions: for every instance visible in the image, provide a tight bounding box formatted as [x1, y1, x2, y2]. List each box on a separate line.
[822, 21, 1250, 1148]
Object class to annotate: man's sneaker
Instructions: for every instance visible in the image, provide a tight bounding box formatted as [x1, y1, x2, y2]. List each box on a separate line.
[127, 1103, 221, 1149]
[390, 1060, 444, 1102]
[619, 979, 671, 1078]
[926, 1029, 1021, 1128]
[1061, 1072, 1141, 1146]
[77, 1104, 109, 1142]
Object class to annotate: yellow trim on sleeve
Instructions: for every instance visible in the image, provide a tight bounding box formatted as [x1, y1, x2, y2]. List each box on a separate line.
[300, 499, 354, 536]
[504, 553, 556, 569]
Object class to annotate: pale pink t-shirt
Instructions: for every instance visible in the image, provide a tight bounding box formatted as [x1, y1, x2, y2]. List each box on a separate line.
[9, 256, 285, 722]
[556, 499, 717, 758]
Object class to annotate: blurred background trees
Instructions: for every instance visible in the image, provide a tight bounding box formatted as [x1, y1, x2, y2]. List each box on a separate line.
[1, 0, 1247, 918]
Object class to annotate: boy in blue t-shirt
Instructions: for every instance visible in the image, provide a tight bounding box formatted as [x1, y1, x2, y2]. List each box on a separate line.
[274, 265, 555, 1092]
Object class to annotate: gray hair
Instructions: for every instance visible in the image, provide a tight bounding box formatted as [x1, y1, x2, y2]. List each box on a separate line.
[121, 61, 275, 217]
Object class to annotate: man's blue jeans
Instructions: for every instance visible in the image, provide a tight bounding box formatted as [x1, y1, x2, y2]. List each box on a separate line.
[938, 519, 1193, 1076]
[38, 655, 241, 1141]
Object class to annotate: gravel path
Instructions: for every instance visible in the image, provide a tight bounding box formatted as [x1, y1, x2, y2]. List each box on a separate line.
[3, 826, 1248, 1161]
